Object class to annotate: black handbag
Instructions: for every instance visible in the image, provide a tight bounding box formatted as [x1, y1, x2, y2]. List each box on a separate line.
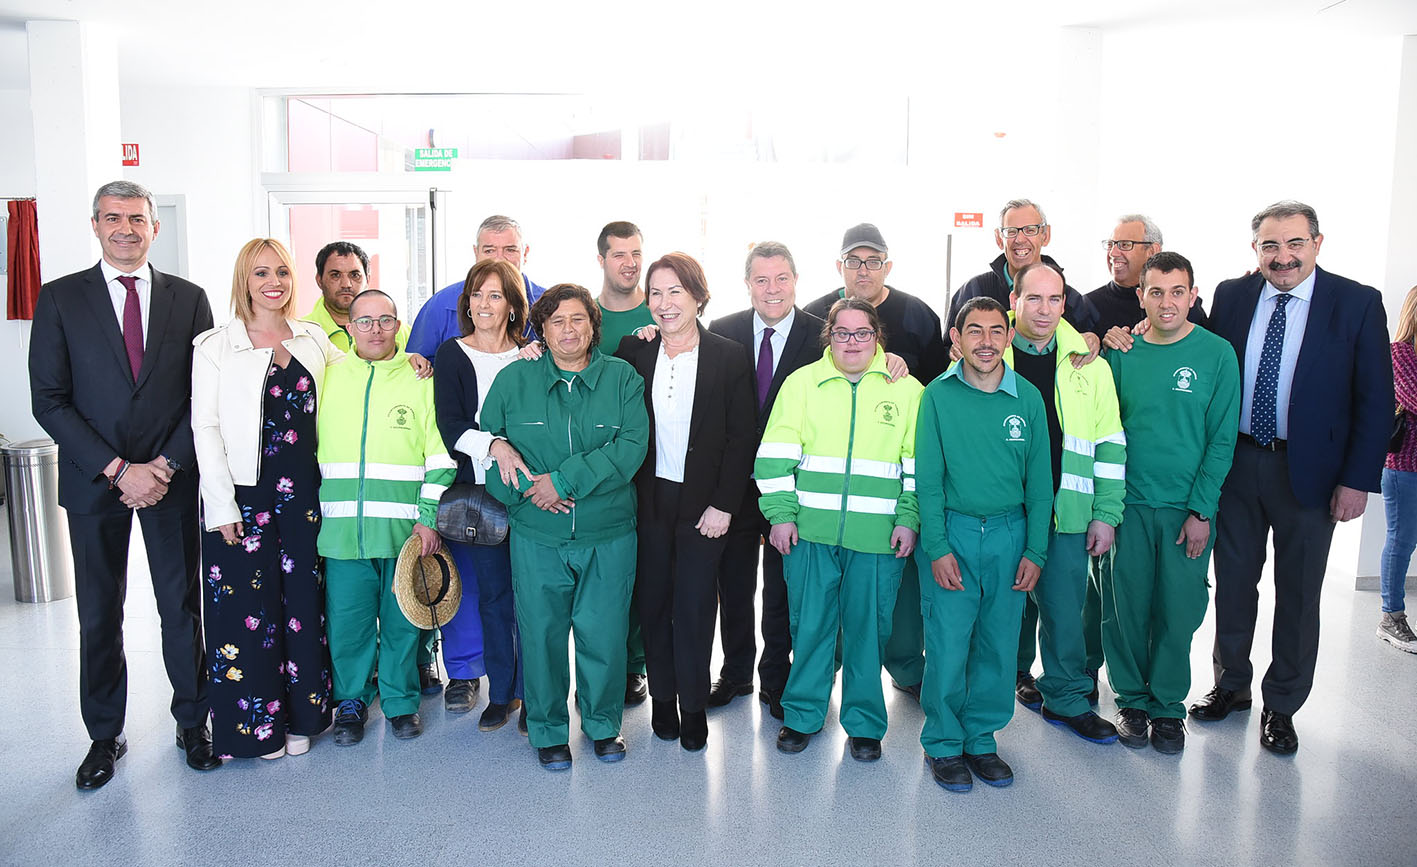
[436, 483, 509, 546]
[1390, 410, 1408, 454]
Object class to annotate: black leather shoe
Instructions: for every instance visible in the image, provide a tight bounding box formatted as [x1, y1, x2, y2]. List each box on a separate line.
[1115, 707, 1151, 749]
[479, 699, 519, 732]
[706, 678, 753, 708]
[594, 735, 627, 762]
[390, 713, 422, 739]
[1151, 717, 1186, 754]
[891, 680, 923, 702]
[927, 754, 972, 792]
[680, 710, 708, 752]
[651, 699, 681, 741]
[76, 737, 127, 790]
[333, 699, 368, 746]
[419, 663, 443, 696]
[538, 744, 572, 770]
[444, 678, 480, 714]
[776, 726, 813, 753]
[964, 752, 1014, 787]
[759, 687, 785, 721]
[1085, 667, 1100, 705]
[848, 737, 882, 762]
[1015, 671, 1042, 710]
[176, 724, 221, 771]
[517, 702, 529, 736]
[1260, 709, 1299, 755]
[1041, 706, 1118, 744]
[1188, 686, 1252, 722]
[625, 673, 649, 706]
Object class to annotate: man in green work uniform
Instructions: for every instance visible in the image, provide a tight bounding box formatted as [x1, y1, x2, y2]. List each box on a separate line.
[481, 283, 649, 770]
[915, 296, 1053, 792]
[319, 290, 457, 745]
[1105, 251, 1239, 753]
[1005, 263, 1126, 744]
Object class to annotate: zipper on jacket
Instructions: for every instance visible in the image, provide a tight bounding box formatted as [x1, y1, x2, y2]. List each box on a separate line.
[357, 362, 375, 558]
[565, 378, 576, 540]
[837, 380, 859, 547]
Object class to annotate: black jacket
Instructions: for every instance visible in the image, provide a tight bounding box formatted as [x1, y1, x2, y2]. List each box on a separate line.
[802, 287, 948, 385]
[947, 254, 1100, 350]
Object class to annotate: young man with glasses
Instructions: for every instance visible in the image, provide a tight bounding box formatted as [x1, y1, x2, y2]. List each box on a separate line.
[317, 290, 458, 745]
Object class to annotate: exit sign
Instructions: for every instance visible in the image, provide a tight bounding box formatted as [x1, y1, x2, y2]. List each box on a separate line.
[954, 212, 983, 228]
[122, 143, 140, 166]
[412, 148, 458, 172]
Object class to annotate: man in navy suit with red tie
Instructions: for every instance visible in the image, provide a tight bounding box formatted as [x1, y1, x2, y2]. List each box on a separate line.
[1190, 201, 1392, 755]
[30, 181, 217, 789]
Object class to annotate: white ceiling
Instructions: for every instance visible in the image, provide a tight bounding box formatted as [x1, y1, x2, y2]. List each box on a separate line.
[0, 0, 1413, 91]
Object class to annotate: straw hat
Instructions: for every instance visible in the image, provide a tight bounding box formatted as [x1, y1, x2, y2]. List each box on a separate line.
[393, 535, 462, 630]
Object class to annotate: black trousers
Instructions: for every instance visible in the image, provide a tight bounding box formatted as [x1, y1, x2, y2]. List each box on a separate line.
[716, 512, 791, 694]
[69, 495, 206, 740]
[637, 478, 727, 713]
[1212, 442, 1336, 715]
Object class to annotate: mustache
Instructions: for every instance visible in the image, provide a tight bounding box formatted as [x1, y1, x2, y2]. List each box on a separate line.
[1270, 261, 1301, 270]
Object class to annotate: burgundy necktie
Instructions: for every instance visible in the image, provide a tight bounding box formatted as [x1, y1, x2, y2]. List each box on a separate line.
[756, 327, 775, 407]
[117, 275, 143, 379]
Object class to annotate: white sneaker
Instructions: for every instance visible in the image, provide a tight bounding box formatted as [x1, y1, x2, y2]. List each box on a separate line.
[286, 734, 310, 756]
[1378, 612, 1417, 653]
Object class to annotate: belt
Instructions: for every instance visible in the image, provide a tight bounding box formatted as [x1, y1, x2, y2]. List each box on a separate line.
[1238, 432, 1286, 451]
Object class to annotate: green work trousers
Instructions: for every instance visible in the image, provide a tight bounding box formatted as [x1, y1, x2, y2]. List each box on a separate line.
[782, 540, 904, 739]
[1102, 504, 1211, 719]
[882, 556, 925, 689]
[326, 557, 421, 718]
[920, 509, 1027, 758]
[1029, 530, 1092, 716]
[1019, 550, 1105, 674]
[510, 529, 636, 748]
[418, 628, 437, 667]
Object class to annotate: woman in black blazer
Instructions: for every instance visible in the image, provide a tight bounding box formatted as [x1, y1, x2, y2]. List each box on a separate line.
[615, 252, 756, 751]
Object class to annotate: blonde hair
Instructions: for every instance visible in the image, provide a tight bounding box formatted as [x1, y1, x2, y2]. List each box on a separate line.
[1397, 285, 1417, 348]
[230, 238, 298, 323]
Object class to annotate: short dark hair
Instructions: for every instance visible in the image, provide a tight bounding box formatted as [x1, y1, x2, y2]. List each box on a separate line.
[1011, 262, 1064, 297]
[1251, 200, 1319, 241]
[348, 288, 397, 320]
[822, 297, 887, 351]
[316, 241, 370, 278]
[645, 252, 710, 315]
[1142, 251, 1196, 289]
[954, 296, 1009, 333]
[530, 284, 601, 355]
[458, 258, 528, 346]
[597, 221, 642, 257]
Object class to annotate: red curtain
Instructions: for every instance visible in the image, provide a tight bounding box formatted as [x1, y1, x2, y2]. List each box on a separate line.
[7, 199, 41, 321]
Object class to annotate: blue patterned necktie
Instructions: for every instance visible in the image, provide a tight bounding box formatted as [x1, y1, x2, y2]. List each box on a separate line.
[1250, 293, 1291, 446]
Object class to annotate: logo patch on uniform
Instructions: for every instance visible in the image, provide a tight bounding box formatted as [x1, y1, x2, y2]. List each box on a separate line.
[875, 401, 900, 426]
[388, 404, 415, 430]
[1004, 414, 1026, 442]
[1172, 367, 1196, 394]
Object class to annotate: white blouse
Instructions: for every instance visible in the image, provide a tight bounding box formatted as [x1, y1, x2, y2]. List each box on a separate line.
[652, 342, 699, 483]
[453, 342, 522, 484]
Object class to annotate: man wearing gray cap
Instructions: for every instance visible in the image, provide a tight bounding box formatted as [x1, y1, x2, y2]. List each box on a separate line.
[803, 223, 947, 700]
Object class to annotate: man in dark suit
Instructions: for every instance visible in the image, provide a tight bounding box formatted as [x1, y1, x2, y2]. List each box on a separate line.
[30, 181, 218, 789]
[706, 242, 826, 718]
[1191, 200, 1392, 755]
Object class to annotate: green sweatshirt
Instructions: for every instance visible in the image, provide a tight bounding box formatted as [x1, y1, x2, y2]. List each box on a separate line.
[1107, 325, 1240, 516]
[915, 362, 1053, 567]
[316, 349, 456, 560]
[481, 351, 648, 546]
[596, 302, 654, 357]
[755, 347, 923, 555]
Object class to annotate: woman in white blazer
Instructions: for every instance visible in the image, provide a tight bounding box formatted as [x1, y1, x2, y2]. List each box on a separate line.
[192, 238, 343, 760]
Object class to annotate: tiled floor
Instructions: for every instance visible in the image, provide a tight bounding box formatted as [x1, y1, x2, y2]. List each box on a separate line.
[0, 515, 1413, 867]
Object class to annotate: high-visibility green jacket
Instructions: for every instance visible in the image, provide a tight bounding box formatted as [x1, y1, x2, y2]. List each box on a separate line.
[1003, 317, 1127, 533]
[755, 346, 923, 555]
[316, 349, 456, 559]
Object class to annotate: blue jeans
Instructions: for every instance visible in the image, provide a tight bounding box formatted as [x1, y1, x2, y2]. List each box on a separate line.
[1380, 467, 1417, 613]
[447, 539, 523, 703]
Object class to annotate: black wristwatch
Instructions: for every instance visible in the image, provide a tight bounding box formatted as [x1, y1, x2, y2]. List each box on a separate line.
[164, 456, 183, 473]
[1188, 510, 1209, 522]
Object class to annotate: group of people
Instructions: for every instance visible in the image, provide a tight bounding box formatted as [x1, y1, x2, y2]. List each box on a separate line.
[30, 181, 1403, 796]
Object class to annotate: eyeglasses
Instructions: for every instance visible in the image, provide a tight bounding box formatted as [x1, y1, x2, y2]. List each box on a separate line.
[999, 224, 1047, 239]
[830, 328, 878, 343]
[1102, 239, 1154, 252]
[841, 256, 889, 271]
[1257, 238, 1312, 256]
[351, 315, 399, 332]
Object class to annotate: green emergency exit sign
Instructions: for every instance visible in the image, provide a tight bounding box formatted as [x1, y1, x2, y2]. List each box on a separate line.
[413, 148, 458, 171]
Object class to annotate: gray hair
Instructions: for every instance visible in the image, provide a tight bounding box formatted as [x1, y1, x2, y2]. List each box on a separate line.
[476, 214, 523, 245]
[1117, 214, 1163, 245]
[92, 180, 156, 221]
[1251, 200, 1319, 240]
[744, 241, 797, 280]
[1000, 198, 1047, 226]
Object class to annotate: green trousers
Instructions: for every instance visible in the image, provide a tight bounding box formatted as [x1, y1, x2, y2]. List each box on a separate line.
[1019, 550, 1105, 674]
[882, 557, 925, 688]
[326, 557, 421, 718]
[920, 509, 1027, 758]
[1029, 531, 1092, 716]
[782, 540, 904, 739]
[510, 529, 636, 748]
[1102, 504, 1211, 719]
[418, 629, 437, 668]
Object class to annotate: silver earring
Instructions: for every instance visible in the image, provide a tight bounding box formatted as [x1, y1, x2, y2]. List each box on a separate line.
[509, 312, 515, 321]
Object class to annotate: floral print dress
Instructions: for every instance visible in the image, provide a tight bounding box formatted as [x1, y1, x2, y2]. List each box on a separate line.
[203, 358, 331, 757]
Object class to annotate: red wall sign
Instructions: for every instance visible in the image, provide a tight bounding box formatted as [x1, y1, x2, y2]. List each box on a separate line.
[121, 143, 140, 166]
[954, 212, 983, 228]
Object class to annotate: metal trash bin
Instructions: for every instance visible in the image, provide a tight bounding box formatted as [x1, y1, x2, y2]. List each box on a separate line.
[2, 438, 74, 602]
